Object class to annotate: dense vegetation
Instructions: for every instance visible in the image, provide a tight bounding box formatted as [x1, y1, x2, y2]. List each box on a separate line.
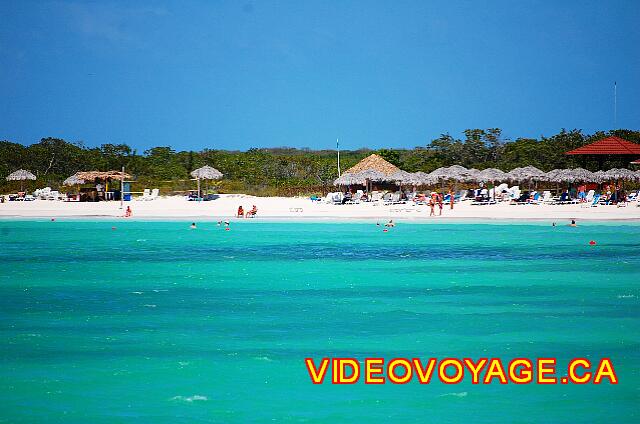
[1, 129, 639, 195]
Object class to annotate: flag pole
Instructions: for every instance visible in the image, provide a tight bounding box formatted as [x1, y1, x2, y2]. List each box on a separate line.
[337, 138, 341, 177]
[120, 166, 124, 209]
[614, 81, 617, 128]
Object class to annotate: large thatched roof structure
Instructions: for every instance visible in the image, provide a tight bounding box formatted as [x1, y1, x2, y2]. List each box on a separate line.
[344, 154, 401, 176]
[75, 170, 131, 181]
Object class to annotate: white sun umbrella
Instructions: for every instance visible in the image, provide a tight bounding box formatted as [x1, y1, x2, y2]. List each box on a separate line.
[6, 169, 36, 191]
[190, 165, 223, 199]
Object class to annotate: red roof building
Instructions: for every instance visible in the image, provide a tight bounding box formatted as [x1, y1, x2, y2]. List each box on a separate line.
[565, 136, 640, 155]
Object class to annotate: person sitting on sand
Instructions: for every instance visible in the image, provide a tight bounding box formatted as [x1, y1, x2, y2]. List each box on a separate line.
[246, 205, 258, 218]
[237, 206, 244, 218]
[125, 206, 132, 217]
[385, 220, 395, 227]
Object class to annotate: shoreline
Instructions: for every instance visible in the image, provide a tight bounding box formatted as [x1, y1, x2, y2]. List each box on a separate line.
[1, 194, 639, 223]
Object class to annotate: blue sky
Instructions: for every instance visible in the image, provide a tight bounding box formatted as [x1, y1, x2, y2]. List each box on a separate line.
[1, 0, 639, 151]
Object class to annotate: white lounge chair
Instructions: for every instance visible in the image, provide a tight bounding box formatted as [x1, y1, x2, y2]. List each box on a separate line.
[137, 189, 151, 201]
[145, 188, 159, 201]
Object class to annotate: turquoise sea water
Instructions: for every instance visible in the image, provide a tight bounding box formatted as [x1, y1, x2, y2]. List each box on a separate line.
[0, 220, 638, 423]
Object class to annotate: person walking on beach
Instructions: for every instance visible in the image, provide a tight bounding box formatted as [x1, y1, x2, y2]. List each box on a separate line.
[438, 193, 443, 216]
[429, 196, 436, 216]
[448, 189, 455, 210]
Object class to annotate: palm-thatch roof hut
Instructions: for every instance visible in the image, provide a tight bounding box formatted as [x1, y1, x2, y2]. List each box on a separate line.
[75, 170, 131, 181]
[344, 154, 401, 176]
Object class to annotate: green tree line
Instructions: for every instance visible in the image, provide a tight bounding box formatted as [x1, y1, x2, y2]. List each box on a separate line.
[1, 129, 638, 195]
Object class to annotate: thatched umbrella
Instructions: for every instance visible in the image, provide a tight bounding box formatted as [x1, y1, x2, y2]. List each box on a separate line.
[603, 168, 639, 181]
[477, 168, 508, 183]
[387, 170, 415, 194]
[508, 166, 546, 181]
[190, 165, 223, 199]
[334, 172, 365, 186]
[63, 173, 86, 186]
[563, 168, 596, 183]
[476, 168, 508, 200]
[409, 171, 435, 186]
[508, 166, 546, 191]
[6, 169, 36, 191]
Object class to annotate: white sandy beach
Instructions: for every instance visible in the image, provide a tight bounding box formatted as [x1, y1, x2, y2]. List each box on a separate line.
[1, 194, 639, 221]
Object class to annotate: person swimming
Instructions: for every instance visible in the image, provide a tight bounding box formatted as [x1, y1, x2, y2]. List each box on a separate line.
[569, 219, 577, 227]
[190, 222, 197, 229]
[385, 220, 395, 227]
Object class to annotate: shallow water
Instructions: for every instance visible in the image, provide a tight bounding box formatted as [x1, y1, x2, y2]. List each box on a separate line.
[0, 220, 638, 423]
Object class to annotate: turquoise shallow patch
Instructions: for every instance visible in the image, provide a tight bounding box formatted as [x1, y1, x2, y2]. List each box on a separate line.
[0, 220, 638, 423]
